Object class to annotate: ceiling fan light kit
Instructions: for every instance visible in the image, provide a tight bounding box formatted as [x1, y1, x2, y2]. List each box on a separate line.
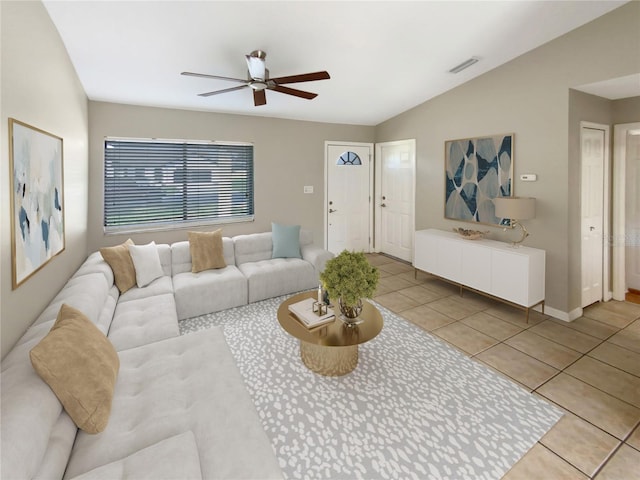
[182, 50, 330, 107]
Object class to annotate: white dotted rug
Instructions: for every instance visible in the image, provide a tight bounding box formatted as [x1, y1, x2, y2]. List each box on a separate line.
[180, 295, 562, 480]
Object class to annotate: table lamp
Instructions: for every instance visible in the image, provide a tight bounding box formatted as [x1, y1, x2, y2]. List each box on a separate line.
[494, 197, 536, 246]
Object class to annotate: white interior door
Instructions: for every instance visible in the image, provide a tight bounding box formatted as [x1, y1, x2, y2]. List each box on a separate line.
[325, 143, 373, 254]
[375, 140, 415, 261]
[581, 126, 605, 307]
[625, 130, 640, 291]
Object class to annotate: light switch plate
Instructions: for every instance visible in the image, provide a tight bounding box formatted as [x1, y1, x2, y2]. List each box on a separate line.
[520, 174, 537, 182]
[303, 185, 314, 194]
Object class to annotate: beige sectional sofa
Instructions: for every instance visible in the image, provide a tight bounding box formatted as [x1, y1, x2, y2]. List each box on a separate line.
[1, 229, 332, 479]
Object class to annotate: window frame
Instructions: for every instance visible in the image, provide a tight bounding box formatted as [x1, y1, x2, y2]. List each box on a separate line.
[103, 136, 255, 235]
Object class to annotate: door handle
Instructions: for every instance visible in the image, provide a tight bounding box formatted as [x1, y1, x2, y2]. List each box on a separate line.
[590, 226, 595, 231]
[329, 208, 337, 213]
[381, 203, 386, 208]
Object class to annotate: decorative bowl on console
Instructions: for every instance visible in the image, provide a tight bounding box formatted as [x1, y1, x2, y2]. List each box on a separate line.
[453, 228, 489, 240]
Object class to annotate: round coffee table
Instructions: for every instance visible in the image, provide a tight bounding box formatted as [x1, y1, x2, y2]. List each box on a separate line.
[277, 291, 383, 376]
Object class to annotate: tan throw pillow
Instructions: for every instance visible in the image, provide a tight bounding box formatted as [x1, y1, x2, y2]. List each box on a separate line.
[30, 304, 120, 434]
[188, 229, 226, 273]
[100, 239, 136, 293]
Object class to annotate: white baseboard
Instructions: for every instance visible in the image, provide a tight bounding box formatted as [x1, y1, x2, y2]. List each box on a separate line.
[533, 304, 582, 322]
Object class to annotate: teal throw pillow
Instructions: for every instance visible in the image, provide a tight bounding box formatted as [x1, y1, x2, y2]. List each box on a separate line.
[272, 223, 302, 259]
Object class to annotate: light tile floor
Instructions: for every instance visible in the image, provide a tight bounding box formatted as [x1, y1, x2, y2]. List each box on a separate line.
[365, 253, 640, 480]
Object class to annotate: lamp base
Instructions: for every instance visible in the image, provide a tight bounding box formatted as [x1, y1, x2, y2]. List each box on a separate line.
[508, 220, 529, 247]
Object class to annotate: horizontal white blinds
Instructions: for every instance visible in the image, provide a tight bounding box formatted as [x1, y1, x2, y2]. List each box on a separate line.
[104, 139, 254, 230]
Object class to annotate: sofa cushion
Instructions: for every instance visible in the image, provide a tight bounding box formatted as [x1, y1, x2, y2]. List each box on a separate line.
[68, 431, 202, 480]
[188, 229, 226, 272]
[173, 266, 247, 320]
[30, 304, 120, 434]
[108, 294, 180, 351]
[1, 349, 65, 480]
[239, 257, 317, 303]
[100, 239, 136, 293]
[33, 411, 78, 480]
[72, 251, 115, 287]
[64, 329, 283, 480]
[272, 222, 302, 259]
[129, 241, 165, 288]
[118, 276, 173, 303]
[32, 272, 113, 332]
[233, 231, 273, 265]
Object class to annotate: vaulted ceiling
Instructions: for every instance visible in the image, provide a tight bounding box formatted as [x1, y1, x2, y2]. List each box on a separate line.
[44, 1, 629, 125]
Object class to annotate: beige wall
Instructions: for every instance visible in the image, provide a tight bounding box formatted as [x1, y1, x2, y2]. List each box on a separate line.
[613, 96, 640, 124]
[88, 101, 374, 252]
[375, 1, 640, 316]
[1, 1, 89, 358]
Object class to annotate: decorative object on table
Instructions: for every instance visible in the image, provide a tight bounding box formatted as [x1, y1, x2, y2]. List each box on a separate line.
[452, 227, 489, 240]
[312, 301, 328, 316]
[494, 196, 536, 247]
[320, 250, 379, 326]
[9, 118, 65, 289]
[288, 298, 335, 329]
[445, 133, 514, 227]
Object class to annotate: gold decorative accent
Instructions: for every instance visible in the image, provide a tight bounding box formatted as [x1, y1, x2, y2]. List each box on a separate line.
[300, 342, 358, 376]
[277, 291, 383, 376]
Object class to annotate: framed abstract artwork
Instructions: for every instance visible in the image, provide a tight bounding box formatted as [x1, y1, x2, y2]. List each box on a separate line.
[444, 133, 514, 227]
[9, 119, 65, 289]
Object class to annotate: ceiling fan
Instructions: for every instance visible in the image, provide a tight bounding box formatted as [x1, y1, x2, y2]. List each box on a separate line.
[182, 50, 330, 106]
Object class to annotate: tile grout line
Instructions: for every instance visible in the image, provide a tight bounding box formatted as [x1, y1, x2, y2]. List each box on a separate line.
[535, 441, 595, 478]
[371, 256, 640, 478]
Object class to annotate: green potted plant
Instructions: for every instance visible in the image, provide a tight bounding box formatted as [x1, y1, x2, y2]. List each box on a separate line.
[320, 250, 379, 323]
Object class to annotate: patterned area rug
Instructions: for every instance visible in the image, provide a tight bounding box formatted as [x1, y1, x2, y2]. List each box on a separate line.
[180, 295, 563, 480]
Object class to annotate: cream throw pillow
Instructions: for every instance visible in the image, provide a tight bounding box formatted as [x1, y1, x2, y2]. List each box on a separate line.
[100, 239, 136, 293]
[30, 304, 120, 434]
[188, 230, 226, 273]
[128, 241, 164, 287]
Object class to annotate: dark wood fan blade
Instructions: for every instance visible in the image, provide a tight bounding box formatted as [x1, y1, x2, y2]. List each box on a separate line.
[253, 89, 267, 106]
[269, 85, 318, 100]
[269, 71, 330, 85]
[198, 85, 248, 97]
[182, 71, 248, 83]
[271, 85, 317, 100]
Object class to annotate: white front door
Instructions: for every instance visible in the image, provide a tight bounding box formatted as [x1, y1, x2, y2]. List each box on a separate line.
[581, 126, 605, 307]
[325, 143, 373, 254]
[375, 140, 415, 261]
[626, 130, 640, 291]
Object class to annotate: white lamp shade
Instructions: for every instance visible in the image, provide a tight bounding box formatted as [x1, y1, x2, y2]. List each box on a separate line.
[494, 197, 536, 220]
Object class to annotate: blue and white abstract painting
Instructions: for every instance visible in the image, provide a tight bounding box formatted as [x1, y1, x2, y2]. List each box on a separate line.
[10, 119, 64, 288]
[445, 134, 513, 226]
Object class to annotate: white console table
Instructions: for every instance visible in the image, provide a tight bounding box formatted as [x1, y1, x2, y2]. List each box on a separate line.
[414, 229, 545, 322]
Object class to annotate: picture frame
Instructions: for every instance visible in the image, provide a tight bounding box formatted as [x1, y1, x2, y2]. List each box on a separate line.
[444, 133, 514, 227]
[9, 118, 65, 289]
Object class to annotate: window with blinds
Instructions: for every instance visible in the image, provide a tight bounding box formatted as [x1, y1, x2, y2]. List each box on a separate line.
[104, 138, 254, 232]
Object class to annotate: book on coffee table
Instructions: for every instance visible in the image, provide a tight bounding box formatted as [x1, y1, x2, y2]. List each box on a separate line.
[288, 298, 335, 329]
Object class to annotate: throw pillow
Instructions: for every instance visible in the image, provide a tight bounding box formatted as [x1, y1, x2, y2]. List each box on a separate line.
[30, 304, 120, 434]
[128, 241, 165, 288]
[188, 229, 226, 273]
[272, 223, 302, 259]
[100, 239, 136, 293]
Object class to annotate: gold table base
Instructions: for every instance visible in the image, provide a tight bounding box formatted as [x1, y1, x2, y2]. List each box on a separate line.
[300, 341, 358, 376]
